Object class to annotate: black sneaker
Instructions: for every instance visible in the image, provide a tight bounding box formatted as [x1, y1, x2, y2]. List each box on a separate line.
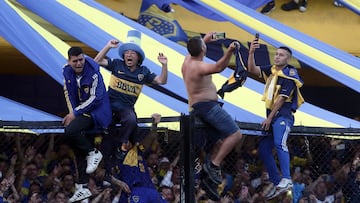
[299, 0, 307, 12]
[200, 179, 220, 201]
[203, 161, 222, 185]
[260, 1, 275, 15]
[281, 0, 299, 11]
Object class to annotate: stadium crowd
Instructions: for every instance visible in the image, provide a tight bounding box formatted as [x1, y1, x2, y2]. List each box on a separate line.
[0, 124, 360, 203]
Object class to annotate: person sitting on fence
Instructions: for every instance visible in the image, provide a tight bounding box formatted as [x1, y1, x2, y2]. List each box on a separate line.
[181, 31, 245, 201]
[248, 36, 305, 200]
[62, 46, 112, 202]
[94, 30, 168, 182]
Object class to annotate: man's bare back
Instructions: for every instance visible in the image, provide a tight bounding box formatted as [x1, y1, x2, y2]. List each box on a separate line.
[181, 33, 237, 107]
[182, 55, 219, 107]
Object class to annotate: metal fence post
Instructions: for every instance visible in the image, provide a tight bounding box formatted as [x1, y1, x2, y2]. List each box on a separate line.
[180, 114, 195, 203]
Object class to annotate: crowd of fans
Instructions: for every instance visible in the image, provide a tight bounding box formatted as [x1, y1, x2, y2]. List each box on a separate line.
[0, 128, 360, 203]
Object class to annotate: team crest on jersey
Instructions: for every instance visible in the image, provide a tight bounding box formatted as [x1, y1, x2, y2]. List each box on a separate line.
[289, 69, 296, 76]
[83, 86, 90, 94]
[132, 195, 140, 202]
[137, 74, 144, 81]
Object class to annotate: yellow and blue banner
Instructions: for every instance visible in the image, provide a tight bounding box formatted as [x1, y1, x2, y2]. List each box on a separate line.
[0, 0, 66, 84]
[15, 0, 360, 128]
[0, 0, 62, 132]
[195, 0, 360, 94]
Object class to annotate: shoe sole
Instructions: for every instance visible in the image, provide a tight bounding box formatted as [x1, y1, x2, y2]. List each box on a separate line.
[69, 192, 91, 202]
[264, 186, 276, 199]
[267, 185, 293, 200]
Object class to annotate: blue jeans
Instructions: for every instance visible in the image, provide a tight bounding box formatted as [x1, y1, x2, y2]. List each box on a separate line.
[191, 101, 240, 152]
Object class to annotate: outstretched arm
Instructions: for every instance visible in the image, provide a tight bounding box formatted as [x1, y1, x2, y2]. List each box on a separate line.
[202, 41, 238, 75]
[94, 39, 119, 66]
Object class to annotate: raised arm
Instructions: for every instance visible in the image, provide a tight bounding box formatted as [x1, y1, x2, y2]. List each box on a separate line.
[215, 41, 238, 72]
[247, 39, 261, 77]
[94, 39, 119, 66]
[204, 32, 239, 74]
[152, 53, 168, 85]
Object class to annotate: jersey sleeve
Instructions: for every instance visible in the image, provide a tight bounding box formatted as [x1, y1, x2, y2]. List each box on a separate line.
[278, 77, 296, 98]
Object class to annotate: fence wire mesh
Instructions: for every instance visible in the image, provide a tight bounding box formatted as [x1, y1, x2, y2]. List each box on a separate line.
[0, 119, 360, 203]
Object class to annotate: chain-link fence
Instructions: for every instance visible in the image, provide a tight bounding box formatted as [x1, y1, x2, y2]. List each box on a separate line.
[0, 118, 360, 203]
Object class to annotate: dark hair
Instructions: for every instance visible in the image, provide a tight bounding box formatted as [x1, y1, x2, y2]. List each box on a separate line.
[60, 171, 75, 181]
[279, 46, 292, 56]
[137, 53, 143, 65]
[67, 47, 83, 58]
[26, 161, 38, 168]
[187, 36, 203, 57]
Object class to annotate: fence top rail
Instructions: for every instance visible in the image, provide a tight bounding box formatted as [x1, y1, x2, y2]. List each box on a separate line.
[1, 116, 360, 136]
[236, 121, 360, 134]
[0, 116, 181, 129]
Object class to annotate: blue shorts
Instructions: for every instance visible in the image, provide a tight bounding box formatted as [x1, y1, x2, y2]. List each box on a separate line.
[191, 101, 240, 151]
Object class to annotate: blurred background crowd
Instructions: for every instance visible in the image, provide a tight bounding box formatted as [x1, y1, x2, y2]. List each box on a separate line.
[1, 123, 360, 203]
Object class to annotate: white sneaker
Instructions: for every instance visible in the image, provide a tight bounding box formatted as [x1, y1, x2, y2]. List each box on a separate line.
[277, 178, 293, 189]
[68, 184, 91, 203]
[86, 149, 103, 174]
[267, 178, 293, 200]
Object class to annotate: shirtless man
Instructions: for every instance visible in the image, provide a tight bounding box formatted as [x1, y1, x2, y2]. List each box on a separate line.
[181, 32, 244, 200]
